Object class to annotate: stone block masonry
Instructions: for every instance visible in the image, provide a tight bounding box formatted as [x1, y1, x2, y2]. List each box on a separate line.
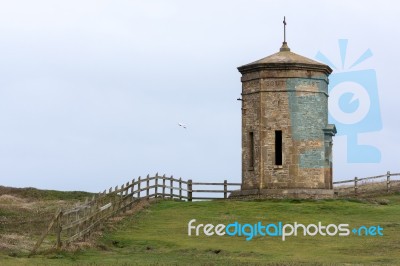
[234, 41, 336, 199]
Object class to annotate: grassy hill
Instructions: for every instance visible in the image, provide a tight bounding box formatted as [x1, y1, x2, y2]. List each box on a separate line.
[0, 186, 93, 255]
[1, 187, 400, 265]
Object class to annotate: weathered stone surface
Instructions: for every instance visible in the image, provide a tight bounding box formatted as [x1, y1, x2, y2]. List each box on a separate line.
[230, 188, 334, 199]
[236, 44, 336, 198]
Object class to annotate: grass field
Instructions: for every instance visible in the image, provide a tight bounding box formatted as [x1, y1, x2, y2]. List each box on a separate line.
[0, 186, 93, 255]
[1, 187, 400, 265]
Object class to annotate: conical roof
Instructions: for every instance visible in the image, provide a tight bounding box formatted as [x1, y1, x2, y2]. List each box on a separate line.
[238, 43, 332, 75]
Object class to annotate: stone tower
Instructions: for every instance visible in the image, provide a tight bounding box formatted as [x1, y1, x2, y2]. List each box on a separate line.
[231, 21, 336, 199]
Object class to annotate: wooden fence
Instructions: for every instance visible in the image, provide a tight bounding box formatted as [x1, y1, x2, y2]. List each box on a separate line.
[31, 171, 400, 254]
[333, 171, 400, 196]
[31, 174, 240, 254]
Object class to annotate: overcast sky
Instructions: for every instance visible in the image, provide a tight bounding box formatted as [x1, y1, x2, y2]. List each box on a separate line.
[0, 0, 399, 192]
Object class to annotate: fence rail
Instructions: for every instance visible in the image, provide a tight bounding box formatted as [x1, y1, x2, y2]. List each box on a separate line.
[333, 171, 400, 196]
[30, 174, 240, 254]
[31, 170, 400, 254]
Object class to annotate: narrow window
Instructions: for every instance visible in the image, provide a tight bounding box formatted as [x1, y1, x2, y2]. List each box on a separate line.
[249, 132, 254, 168]
[275, 130, 282, 165]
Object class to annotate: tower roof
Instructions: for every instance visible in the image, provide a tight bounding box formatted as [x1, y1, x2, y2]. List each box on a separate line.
[237, 43, 332, 75]
[245, 46, 326, 66]
[238, 17, 332, 75]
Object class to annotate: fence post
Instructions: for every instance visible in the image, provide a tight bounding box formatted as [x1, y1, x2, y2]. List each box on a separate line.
[154, 175, 158, 198]
[354, 177, 358, 196]
[67, 212, 71, 238]
[113, 185, 118, 212]
[162, 174, 166, 199]
[387, 171, 391, 192]
[146, 174, 150, 199]
[108, 187, 112, 215]
[224, 180, 228, 199]
[109, 186, 115, 213]
[138, 177, 141, 198]
[123, 182, 129, 213]
[130, 178, 135, 208]
[125, 181, 129, 197]
[75, 205, 79, 237]
[170, 176, 173, 199]
[56, 211, 63, 249]
[179, 178, 182, 200]
[188, 179, 192, 202]
[30, 209, 62, 255]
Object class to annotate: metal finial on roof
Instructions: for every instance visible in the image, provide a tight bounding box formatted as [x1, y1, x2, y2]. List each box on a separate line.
[283, 16, 286, 43]
[280, 16, 290, 52]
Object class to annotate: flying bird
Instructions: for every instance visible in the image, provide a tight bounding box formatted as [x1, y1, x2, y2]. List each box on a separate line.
[178, 122, 187, 129]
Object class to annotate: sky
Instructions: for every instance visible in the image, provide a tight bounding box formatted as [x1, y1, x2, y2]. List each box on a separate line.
[0, 0, 399, 192]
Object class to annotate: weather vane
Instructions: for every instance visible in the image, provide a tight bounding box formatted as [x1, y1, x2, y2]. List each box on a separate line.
[283, 16, 287, 43]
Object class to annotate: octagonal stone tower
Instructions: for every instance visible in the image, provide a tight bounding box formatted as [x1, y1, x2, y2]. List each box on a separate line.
[231, 39, 337, 199]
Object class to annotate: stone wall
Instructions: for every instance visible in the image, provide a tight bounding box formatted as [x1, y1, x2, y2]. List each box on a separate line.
[241, 68, 334, 191]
